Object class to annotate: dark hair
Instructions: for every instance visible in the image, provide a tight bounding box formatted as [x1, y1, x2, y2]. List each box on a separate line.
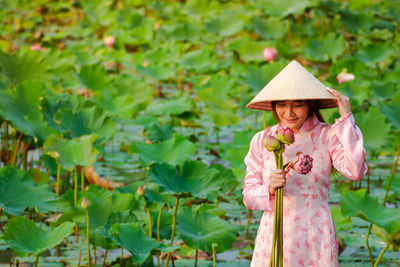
[271, 100, 325, 123]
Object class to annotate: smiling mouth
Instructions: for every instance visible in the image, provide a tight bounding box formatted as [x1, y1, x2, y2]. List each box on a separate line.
[285, 118, 298, 122]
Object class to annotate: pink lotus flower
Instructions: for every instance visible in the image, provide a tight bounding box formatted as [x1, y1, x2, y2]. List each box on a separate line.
[293, 153, 313, 175]
[337, 70, 355, 84]
[104, 35, 115, 47]
[30, 43, 46, 51]
[263, 47, 278, 62]
[154, 22, 160, 29]
[264, 135, 281, 152]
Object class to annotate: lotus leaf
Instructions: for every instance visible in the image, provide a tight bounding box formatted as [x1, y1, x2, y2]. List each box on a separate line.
[130, 133, 197, 166]
[176, 207, 238, 253]
[0, 81, 54, 143]
[0, 50, 49, 85]
[148, 96, 195, 116]
[204, 15, 244, 38]
[239, 62, 286, 93]
[0, 166, 60, 215]
[263, 0, 319, 17]
[114, 74, 153, 114]
[44, 134, 99, 171]
[340, 189, 400, 235]
[4, 217, 74, 257]
[147, 123, 174, 143]
[355, 107, 391, 150]
[75, 65, 114, 91]
[379, 94, 400, 130]
[331, 206, 352, 233]
[93, 91, 136, 118]
[149, 160, 220, 199]
[136, 63, 175, 81]
[180, 47, 220, 72]
[236, 40, 270, 62]
[110, 223, 176, 264]
[54, 106, 114, 140]
[340, 10, 374, 33]
[355, 43, 395, 64]
[162, 23, 203, 42]
[303, 33, 346, 62]
[251, 16, 289, 40]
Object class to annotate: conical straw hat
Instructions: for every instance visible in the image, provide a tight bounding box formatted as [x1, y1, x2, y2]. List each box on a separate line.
[246, 60, 337, 111]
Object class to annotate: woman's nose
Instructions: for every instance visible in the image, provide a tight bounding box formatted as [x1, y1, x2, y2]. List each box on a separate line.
[289, 106, 295, 116]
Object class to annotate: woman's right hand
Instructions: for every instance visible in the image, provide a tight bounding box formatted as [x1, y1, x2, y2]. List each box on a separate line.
[269, 169, 287, 195]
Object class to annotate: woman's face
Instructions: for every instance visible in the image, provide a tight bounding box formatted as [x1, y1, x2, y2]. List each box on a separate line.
[275, 100, 309, 133]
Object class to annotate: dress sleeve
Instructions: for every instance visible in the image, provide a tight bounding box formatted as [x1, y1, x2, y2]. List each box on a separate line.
[328, 112, 368, 180]
[242, 130, 274, 211]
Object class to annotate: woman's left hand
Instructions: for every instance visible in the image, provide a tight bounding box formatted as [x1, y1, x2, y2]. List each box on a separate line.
[326, 88, 351, 118]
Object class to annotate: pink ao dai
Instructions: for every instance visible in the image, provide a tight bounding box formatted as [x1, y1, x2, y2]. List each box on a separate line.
[243, 113, 367, 267]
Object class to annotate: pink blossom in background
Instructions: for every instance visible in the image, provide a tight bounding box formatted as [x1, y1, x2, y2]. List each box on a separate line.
[137, 185, 145, 196]
[104, 35, 115, 47]
[337, 70, 355, 84]
[30, 43, 46, 51]
[294, 153, 313, 175]
[154, 22, 160, 29]
[143, 59, 149, 67]
[263, 47, 277, 62]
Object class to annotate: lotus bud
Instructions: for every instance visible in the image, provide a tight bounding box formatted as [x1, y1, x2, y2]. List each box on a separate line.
[264, 135, 281, 152]
[263, 47, 278, 62]
[143, 59, 149, 67]
[154, 22, 160, 29]
[81, 197, 90, 209]
[137, 185, 145, 196]
[283, 128, 295, 144]
[337, 70, 355, 84]
[103, 35, 115, 47]
[293, 153, 313, 175]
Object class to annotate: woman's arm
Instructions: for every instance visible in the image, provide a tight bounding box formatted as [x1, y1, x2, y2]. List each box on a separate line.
[327, 88, 368, 180]
[242, 130, 274, 211]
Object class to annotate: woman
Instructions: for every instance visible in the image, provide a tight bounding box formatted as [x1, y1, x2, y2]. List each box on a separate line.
[243, 61, 367, 267]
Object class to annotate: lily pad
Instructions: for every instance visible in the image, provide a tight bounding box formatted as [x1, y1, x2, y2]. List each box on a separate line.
[148, 96, 195, 116]
[303, 33, 346, 62]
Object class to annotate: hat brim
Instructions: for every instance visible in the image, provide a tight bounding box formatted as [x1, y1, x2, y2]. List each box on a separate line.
[246, 98, 338, 111]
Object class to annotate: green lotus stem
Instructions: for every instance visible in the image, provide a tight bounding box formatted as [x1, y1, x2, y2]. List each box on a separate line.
[85, 208, 92, 267]
[141, 195, 153, 237]
[366, 223, 374, 265]
[383, 142, 400, 204]
[212, 243, 217, 267]
[93, 246, 97, 265]
[367, 165, 370, 194]
[157, 207, 162, 242]
[56, 164, 61, 197]
[373, 240, 393, 267]
[177, 69, 182, 91]
[103, 249, 108, 267]
[34, 254, 39, 267]
[279, 188, 283, 267]
[165, 196, 180, 267]
[74, 166, 78, 206]
[246, 210, 253, 239]
[195, 248, 198, 267]
[11, 132, 22, 167]
[81, 167, 85, 192]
